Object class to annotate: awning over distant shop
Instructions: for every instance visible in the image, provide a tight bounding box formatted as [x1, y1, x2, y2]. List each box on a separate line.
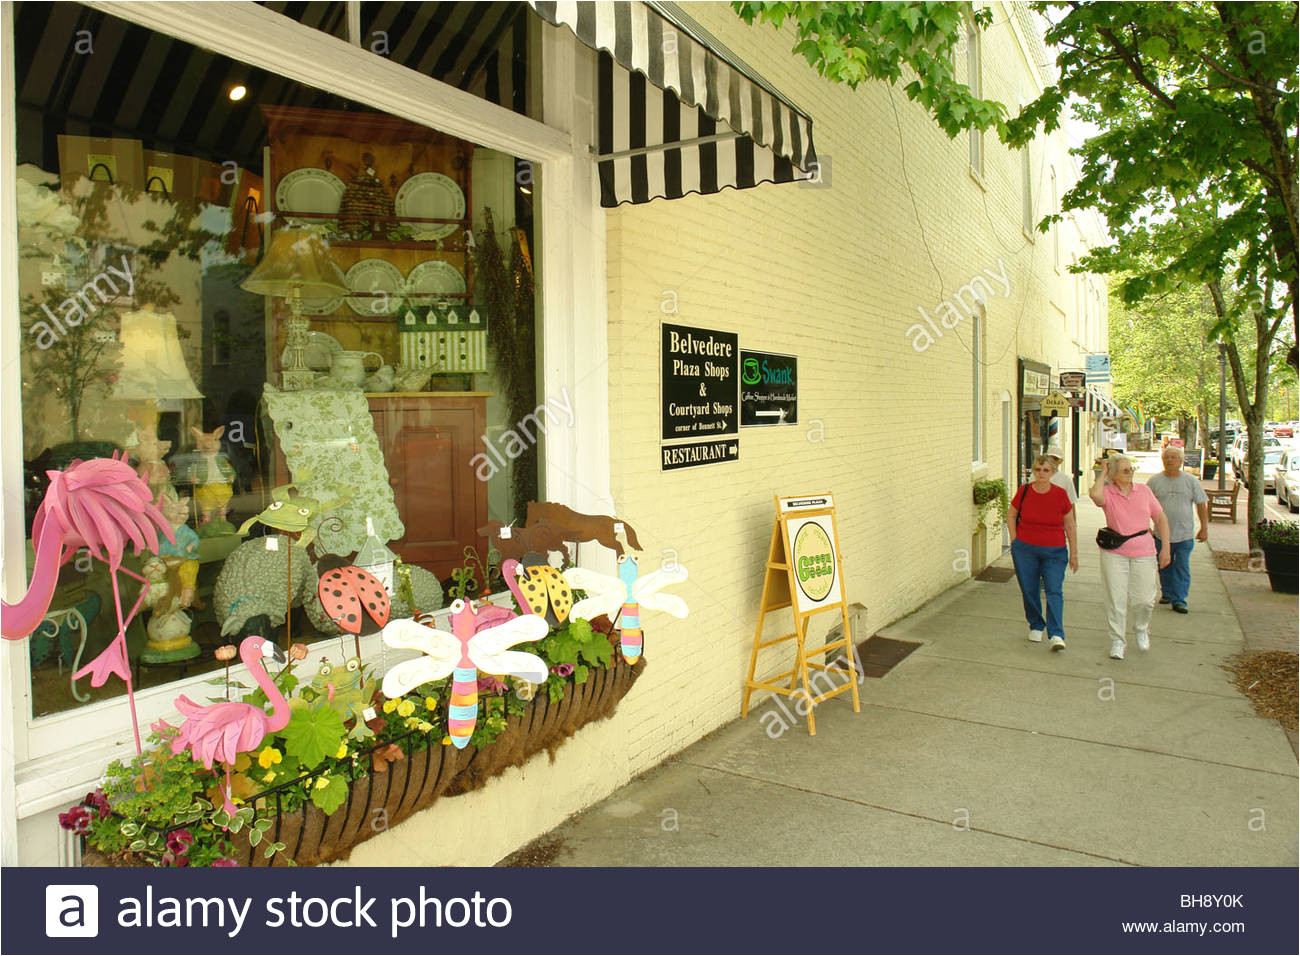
[1085, 385, 1121, 418]
[529, 1, 818, 206]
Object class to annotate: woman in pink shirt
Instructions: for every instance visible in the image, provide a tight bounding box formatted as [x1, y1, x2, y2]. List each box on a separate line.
[1089, 454, 1171, 660]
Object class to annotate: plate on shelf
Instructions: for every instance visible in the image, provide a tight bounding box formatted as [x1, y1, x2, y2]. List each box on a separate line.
[345, 258, 405, 316]
[404, 259, 467, 307]
[395, 172, 465, 241]
[275, 167, 346, 228]
[280, 330, 343, 371]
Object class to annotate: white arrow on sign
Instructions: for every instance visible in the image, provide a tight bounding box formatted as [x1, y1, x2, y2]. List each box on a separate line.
[756, 409, 789, 422]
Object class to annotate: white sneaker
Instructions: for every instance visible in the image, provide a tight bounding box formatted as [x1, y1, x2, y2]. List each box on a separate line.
[1136, 629, 1150, 651]
[1028, 629, 1045, 643]
[1049, 636, 1066, 652]
[1109, 638, 1126, 660]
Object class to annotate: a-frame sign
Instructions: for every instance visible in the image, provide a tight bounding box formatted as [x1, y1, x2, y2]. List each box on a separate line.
[741, 494, 860, 735]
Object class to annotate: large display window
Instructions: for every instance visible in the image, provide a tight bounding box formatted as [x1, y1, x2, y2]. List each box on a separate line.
[10, 1, 543, 718]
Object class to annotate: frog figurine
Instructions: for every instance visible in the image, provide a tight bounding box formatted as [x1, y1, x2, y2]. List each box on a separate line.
[302, 657, 373, 740]
[237, 483, 347, 550]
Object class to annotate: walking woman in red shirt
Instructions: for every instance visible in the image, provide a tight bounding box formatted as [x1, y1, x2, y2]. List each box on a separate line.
[1007, 454, 1079, 651]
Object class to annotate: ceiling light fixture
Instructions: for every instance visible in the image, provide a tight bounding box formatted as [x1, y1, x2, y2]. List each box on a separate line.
[229, 85, 247, 101]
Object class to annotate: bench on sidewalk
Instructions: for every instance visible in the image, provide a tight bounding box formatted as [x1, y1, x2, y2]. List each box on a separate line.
[1208, 480, 1241, 523]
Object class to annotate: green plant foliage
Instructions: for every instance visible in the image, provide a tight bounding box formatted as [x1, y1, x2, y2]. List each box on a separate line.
[733, 2, 1003, 138]
[309, 774, 349, 815]
[972, 478, 1009, 531]
[1253, 519, 1299, 547]
[282, 706, 347, 769]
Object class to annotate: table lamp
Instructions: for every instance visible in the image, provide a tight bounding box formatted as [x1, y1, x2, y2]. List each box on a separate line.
[240, 229, 347, 390]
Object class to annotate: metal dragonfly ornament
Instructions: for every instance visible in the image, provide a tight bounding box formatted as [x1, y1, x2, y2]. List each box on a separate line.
[564, 555, 689, 664]
[380, 599, 548, 749]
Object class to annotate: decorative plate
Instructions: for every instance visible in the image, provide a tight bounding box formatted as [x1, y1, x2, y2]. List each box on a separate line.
[395, 173, 465, 241]
[280, 330, 343, 371]
[345, 258, 405, 317]
[275, 168, 346, 228]
[404, 259, 467, 307]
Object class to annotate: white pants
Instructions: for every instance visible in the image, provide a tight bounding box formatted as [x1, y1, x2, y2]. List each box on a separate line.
[1099, 551, 1158, 645]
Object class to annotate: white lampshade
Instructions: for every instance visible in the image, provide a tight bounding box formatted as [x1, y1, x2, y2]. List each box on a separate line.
[113, 308, 204, 401]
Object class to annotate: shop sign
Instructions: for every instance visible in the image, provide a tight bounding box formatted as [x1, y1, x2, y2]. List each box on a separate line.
[1021, 367, 1051, 399]
[740, 350, 797, 426]
[1085, 353, 1112, 383]
[1183, 449, 1203, 471]
[1040, 391, 1072, 418]
[1060, 371, 1086, 389]
[661, 323, 738, 441]
[661, 438, 739, 471]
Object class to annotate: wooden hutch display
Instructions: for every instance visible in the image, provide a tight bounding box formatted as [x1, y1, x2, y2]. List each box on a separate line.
[262, 105, 489, 578]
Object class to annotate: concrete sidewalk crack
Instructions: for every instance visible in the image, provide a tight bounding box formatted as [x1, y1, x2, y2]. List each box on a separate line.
[681, 762, 1141, 866]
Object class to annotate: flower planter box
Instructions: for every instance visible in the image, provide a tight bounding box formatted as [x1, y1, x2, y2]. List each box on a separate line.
[1260, 542, 1299, 594]
[86, 657, 646, 867]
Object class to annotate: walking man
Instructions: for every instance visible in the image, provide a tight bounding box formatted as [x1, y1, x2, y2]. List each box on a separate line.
[1047, 449, 1078, 503]
[1146, 446, 1209, 614]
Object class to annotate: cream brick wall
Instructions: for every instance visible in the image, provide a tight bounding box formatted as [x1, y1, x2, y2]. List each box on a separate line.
[351, 2, 1111, 867]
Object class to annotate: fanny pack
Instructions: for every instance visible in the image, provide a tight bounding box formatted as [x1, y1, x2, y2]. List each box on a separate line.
[1096, 527, 1149, 550]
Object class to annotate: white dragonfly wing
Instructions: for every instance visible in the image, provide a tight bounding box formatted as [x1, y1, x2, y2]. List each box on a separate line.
[637, 592, 689, 618]
[469, 613, 549, 655]
[632, 565, 688, 598]
[564, 567, 626, 622]
[469, 648, 548, 684]
[380, 620, 460, 697]
[382, 656, 456, 698]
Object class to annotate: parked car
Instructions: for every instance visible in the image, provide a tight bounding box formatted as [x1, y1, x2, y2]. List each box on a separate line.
[1275, 450, 1300, 512]
[1230, 435, 1281, 476]
[1273, 423, 1295, 439]
[1240, 446, 1286, 492]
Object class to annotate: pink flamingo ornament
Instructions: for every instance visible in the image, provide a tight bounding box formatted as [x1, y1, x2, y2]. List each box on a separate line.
[170, 635, 290, 815]
[2, 454, 173, 753]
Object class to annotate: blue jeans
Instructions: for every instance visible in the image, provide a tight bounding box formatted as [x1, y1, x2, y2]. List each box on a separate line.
[1011, 538, 1069, 638]
[1154, 536, 1195, 606]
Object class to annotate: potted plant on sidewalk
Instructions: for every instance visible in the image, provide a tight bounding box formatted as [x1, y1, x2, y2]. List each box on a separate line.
[1253, 519, 1298, 593]
[1203, 458, 1218, 481]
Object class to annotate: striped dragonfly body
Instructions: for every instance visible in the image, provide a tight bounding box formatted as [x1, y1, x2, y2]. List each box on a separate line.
[564, 556, 690, 666]
[379, 599, 549, 753]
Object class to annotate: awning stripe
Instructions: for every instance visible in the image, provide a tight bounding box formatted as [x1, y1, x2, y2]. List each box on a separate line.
[529, 0, 816, 207]
[1085, 386, 1120, 417]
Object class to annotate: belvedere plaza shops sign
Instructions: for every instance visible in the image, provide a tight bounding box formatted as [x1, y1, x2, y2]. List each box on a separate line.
[661, 323, 739, 470]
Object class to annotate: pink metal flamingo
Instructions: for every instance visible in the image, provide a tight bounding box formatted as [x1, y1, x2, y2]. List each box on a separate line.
[170, 635, 290, 815]
[2, 454, 173, 752]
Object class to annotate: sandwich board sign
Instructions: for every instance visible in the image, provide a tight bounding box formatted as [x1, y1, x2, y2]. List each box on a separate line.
[741, 494, 861, 735]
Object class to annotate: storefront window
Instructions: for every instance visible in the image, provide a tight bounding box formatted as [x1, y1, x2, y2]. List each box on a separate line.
[12, 1, 541, 718]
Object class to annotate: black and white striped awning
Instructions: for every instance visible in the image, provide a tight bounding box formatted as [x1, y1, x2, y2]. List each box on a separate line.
[528, 1, 818, 207]
[1085, 386, 1121, 418]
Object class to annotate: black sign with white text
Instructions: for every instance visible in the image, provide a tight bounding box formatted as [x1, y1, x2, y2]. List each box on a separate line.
[740, 350, 797, 426]
[661, 438, 740, 471]
[661, 323, 738, 441]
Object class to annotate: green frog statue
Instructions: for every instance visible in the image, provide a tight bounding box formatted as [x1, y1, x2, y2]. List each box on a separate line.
[294, 656, 374, 740]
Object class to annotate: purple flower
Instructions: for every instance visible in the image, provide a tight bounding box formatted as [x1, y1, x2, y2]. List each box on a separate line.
[162, 852, 191, 867]
[84, 789, 111, 820]
[58, 805, 92, 834]
[165, 829, 193, 855]
[550, 663, 574, 678]
[210, 858, 239, 867]
[477, 675, 508, 695]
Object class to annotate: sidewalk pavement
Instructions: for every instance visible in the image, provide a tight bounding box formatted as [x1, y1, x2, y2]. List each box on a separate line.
[501, 458, 1298, 867]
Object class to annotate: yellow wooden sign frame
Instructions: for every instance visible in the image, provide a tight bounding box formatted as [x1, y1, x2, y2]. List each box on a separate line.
[741, 493, 861, 735]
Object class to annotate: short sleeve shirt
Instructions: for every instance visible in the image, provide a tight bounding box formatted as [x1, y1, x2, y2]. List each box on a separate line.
[1050, 469, 1078, 503]
[1101, 483, 1163, 557]
[1013, 483, 1073, 547]
[1146, 472, 1208, 542]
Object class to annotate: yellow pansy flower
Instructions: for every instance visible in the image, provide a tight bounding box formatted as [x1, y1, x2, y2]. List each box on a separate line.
[417, 720, 432, 733]
[335, 741, 348, 759]
[397, 699, 416, 718]
[425, 696, 438, 710]
[315, 776, 331, 790]
[262, 771, 277, 783]
[383, 699, 397, 714]
[257, 747, 282, 769]
[441, 735, 452, 745]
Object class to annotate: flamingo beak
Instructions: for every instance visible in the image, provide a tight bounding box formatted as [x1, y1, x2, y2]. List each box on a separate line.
[267, 643, 288, 665]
